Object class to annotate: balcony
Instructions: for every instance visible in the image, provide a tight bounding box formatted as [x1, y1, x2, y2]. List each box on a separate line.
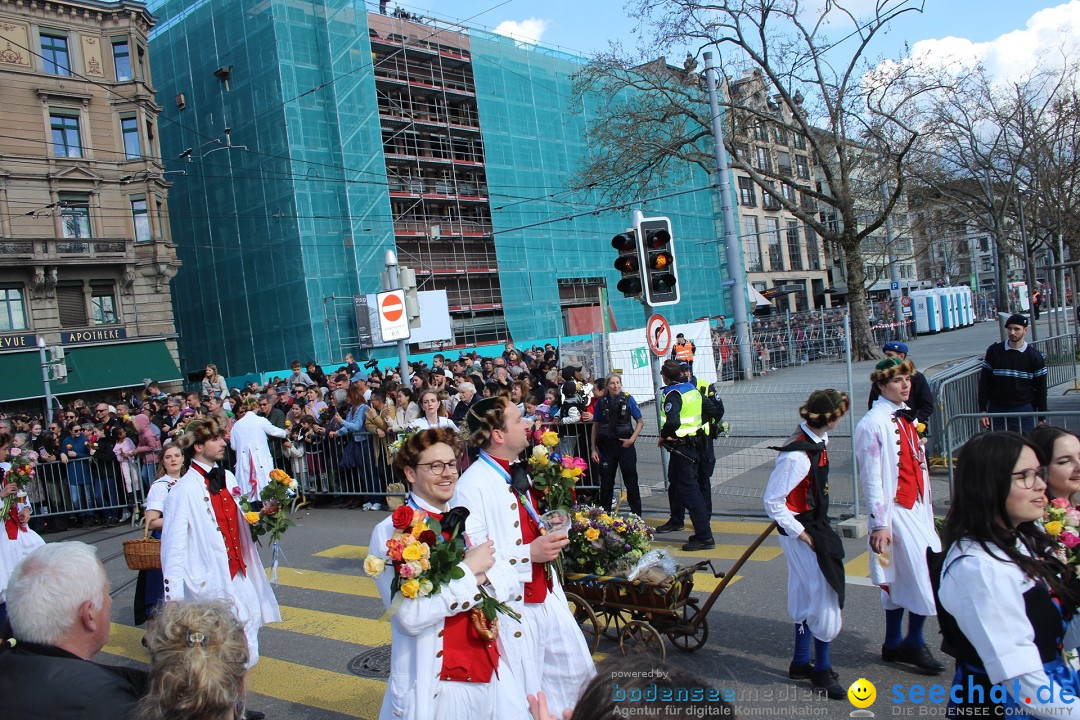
[0, 237, 132, 264]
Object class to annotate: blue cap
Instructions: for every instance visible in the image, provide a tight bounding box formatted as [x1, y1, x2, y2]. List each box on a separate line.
[677, 360, 690, 370]
[351, 371, 368, 383]
[882, 341, 909, 355]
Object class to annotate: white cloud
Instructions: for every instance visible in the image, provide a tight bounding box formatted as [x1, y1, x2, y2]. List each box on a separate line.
[907, 1, 1080, 82]
[492, 17, 550, 45]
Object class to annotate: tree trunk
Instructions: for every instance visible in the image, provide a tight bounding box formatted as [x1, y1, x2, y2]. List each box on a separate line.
[842, 239, 882, 361]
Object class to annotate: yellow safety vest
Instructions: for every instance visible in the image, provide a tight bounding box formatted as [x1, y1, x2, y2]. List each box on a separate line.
[662, 384, 704, 437]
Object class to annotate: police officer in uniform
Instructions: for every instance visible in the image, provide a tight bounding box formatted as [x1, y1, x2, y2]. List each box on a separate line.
[657, 359, 714, 551]
[670, 333, 696, 374]
[590, 373, 645, 515]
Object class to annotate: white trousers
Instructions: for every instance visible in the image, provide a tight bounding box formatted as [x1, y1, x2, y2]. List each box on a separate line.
[876, 503, 939, 616]
[778, 534, 842, 642]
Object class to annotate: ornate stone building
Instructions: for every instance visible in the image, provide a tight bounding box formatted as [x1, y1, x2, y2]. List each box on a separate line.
[0, 0, 181, 405]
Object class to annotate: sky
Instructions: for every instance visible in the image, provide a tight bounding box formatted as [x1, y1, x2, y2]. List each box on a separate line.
[380, 0, 1080, 81]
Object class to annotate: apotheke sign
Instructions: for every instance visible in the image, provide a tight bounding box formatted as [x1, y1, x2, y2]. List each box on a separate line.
[61, 327, 127, 344]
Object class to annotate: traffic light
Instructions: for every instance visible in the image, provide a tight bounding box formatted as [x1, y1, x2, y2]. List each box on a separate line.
[637, 216, 679, 306]
[399, 265, 421, 328]
[611, 230, 642, 297]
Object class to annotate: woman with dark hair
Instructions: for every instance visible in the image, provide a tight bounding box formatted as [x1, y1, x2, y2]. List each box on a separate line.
[368, 427, 512, 720]
[936, 431, 1080, 717]
[1027, 426, 1080, 503]
[134, 443, 185, 628]
[393, 387, 419, 432]
[337, 385, 377, 508]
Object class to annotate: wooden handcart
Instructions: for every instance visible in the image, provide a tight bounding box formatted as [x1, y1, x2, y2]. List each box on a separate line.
[563, 521, 777, 660]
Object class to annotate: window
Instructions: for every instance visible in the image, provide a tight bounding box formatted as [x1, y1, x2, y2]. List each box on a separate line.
[781, 183, 797, 203]
[733, 142, 749, 161]
[156, 200, 166, 241]
[900, 265, 913, 280]
[738, 176, 756, 207]
[777, 151, 792, 175]
[753, 121, 768, 141]
[50, 110, 82, 158]
[763, 181, 781, 210]
[131, 198, 151, 242]
[121, 115, 140, 159]
[743, 216, 762, 272]
[755, 147, 771, 172]
[112, 39, 131, 81]
[0, 287, 27, 331]
[795, 155, 810, 179]
[774, 126, 788, 146]
[806, 226, 821, 270]
[978, 237, 989, 253]
[40, 33, 70, 76]
[91, 282, 117, 325]
[145, 118, 155, 155]
[60, 194, 91, 238]
[787, 221, 803, 271]
[57, 284, 87, 328]
[792, 133, 807, 150]
[766, 218, 783, 270]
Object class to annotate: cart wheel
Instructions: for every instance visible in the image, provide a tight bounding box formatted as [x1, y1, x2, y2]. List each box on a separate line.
[565, 592, 601, 654]
[601, 608, 633, 640]
[620, 620, 667, 661]
[666, 603, 709, 652]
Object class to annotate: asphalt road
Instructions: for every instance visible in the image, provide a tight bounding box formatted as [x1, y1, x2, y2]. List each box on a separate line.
[69, 313, 1079, 719]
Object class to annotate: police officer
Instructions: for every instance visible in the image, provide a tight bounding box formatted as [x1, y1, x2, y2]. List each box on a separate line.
[671, 333, 696, 374]
[590, 373, 645, 515]
[657, 359, 714, 551]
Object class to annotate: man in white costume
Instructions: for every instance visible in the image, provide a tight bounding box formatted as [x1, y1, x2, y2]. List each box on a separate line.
[368, 427, 520, 720]
[162, 418, 280, 684]
[453, 397, 596, 719]
[763, 389, 849, 699]
[854, 357, 944, 675]
[0, 434, 45, 628]
[230, 398, 288, 502]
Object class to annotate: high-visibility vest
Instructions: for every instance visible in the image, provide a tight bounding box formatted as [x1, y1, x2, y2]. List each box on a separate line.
[674, 341, 695, 363]
[661, 383, 704, 437]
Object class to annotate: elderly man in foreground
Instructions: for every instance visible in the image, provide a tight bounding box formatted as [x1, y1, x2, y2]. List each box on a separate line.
[0, 541, 148, 719]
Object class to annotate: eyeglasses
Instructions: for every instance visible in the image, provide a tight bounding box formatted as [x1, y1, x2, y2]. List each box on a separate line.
[1012, 466, 1048, 489]
[415, 460, 459, 476]
[71, 427, 82, 433]
[65, 414, 76, 419]
[96, 408, 108, 414]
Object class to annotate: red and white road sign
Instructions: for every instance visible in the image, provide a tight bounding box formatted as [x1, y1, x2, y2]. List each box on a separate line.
[646, 313, 672, 356]
[901, 295, 912, 308]
[377, 289, 410, 341]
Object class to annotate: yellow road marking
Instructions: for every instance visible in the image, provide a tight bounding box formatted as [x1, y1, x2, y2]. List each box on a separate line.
[650, 539, 782, 561]
[315, 544, 369, 559]
[267, 566, 379, 598]
[275, 605, 392, 647]
[644, 518, 774, 535]
[846, 551, 870, 578]
[103, 623, 385, 719]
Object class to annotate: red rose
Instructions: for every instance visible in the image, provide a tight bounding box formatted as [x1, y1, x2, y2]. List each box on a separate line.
[418, 530, 438, 546]
[231, 487, 241, 497]
[391, 504, 414, 530]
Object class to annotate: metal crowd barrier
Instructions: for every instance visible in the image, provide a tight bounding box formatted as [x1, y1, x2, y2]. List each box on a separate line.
[30, 455, 147, 525]
[942, 411, 1080, 490]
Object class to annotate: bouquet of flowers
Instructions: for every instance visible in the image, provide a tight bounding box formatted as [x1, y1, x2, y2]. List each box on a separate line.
[1044, 497, 1080, 567]
[387, 427, 418, 459]
[718, 421, 732, 438]
[238, 468, 298, 544]
[318, 405, 335, 426]
[364, 504, 519, 635]
[564, 503, 653, 576]
[528, 429, 585, 512]
[2, 447, 39, 519]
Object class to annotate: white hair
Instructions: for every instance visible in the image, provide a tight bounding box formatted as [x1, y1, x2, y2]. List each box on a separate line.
[7, 541, 107, 645]
[457, 382, 475, 394]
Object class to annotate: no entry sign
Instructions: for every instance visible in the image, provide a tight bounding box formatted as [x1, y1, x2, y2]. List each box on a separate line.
[646, 313, 671, 356]
[377, 289, 410, 341]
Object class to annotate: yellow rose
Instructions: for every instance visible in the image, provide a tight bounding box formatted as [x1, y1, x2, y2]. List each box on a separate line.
[400, 579, 421, 599]
[363, 555, 386, 577]
[541, 431, 560, 447]
[917, 422, 927, 434]
[269, 468, 291, 483]
[574, 512, 585, 523]
[401, 544, 424, 562]
[584, 527, 600, 542]
[1046, 521, 1064, 537]
[244, 511, 261, 525]
[412, 521, 429, 535]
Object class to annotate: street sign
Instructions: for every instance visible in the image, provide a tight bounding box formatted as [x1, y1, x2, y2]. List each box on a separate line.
[890, 280, 900, 298]
[377, 289, 410, 341]
[646, 313, 672, 356]
[901, 296, 912, 307]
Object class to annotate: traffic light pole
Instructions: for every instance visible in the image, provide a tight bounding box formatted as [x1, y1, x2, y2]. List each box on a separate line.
[632, 209, 669, 487]
[704, 52, 754, 381]
[384, 249, 411, 379]
[37, 337, 54, 422]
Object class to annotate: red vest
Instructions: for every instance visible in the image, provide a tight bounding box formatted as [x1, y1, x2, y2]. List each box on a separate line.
[785, 436, 828, 514]
[894, 415, 924, 509]
[488, 455, 551, 604]
[426, 507, 499, 683]
[191, 464, 246, 578]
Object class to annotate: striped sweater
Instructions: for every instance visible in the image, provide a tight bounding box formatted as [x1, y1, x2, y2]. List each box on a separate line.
[978, 341, 1047, 411]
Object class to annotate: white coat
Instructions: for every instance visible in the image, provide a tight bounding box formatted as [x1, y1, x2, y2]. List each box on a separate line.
[230, 413, 288, 501]
[452, 452, 595, 719]
[0, 497, 45, 604]
[854, 396, 940, 615]
[161, 460, 281, 665]
[369, 493, 519, 720]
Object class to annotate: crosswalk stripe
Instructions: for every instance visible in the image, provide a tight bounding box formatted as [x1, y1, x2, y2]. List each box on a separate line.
[315, 544, 369, 559]
[274, 605, 392, 646]
[267, 566, 380, 598]
[649, 538, 782, 561]
[644, 518, 775, 535]
[845, 551, 869, 577]
[104, 623, 385, 719]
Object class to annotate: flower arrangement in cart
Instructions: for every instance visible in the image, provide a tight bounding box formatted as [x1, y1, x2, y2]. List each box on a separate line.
[2, 446, 40, 519]
[565, 504, 653, 576]
[364, 504, 519, 635]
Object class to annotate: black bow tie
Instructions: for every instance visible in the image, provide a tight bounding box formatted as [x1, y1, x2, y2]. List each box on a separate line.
[509, 463, 531, 494]
[441, 506, 471, 539]
[205, 466, 226, 494]
[895, 408, 917, 422]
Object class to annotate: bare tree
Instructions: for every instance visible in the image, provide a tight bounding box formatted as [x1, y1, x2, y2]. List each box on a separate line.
[573, 0, 928, 359]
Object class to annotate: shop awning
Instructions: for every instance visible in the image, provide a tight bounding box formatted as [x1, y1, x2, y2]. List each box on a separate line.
[0, 339, 181, 403]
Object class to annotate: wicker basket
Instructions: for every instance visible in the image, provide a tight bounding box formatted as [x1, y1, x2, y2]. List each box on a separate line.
[123, 526, 161, 571]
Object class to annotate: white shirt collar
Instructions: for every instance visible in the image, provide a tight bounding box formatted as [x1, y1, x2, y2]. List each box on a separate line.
[799, 420, 828, 445]
[191, 458, 217, 472]
[409, 492, 448, 514]
[1006, 340, 1028, 353]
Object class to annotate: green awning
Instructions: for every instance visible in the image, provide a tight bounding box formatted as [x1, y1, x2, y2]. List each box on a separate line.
[0, 339, 181, 403]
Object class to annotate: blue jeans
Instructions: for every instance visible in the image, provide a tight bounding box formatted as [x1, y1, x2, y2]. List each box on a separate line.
[987, 401, 1035, 434]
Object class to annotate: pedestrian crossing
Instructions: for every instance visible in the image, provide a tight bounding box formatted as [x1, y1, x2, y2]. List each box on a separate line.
[98, 518, 783, 719]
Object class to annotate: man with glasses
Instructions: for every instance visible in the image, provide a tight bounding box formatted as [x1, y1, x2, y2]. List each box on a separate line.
[92, 404, 126, 525]
[855, 357, 944, 675]
[256, 394, 286, 430]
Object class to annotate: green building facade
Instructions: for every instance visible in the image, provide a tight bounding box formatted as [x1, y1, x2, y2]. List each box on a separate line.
[147, 0, 733, 378]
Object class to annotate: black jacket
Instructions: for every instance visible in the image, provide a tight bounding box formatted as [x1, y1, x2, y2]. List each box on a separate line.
[0, 640, 148, 720]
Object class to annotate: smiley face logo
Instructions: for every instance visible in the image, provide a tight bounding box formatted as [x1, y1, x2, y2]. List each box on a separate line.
[848, 677, 876, 709]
